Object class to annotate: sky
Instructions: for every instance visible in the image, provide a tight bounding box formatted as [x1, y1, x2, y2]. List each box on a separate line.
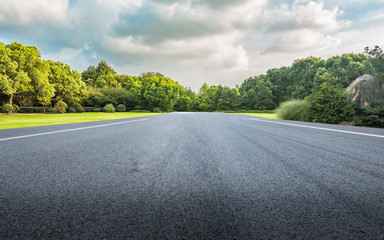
[0, 0, 383, 90]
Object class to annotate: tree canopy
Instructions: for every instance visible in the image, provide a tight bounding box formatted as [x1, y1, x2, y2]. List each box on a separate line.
[1, 41, 384, 124]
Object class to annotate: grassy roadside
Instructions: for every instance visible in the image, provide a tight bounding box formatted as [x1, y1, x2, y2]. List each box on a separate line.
[230, 113, 280, 120]
[0, 112, 162, 129]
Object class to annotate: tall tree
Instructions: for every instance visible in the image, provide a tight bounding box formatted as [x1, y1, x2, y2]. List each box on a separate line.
[48, 61, 87, 103]
[0, 42, 54, 106]
[96, 60, 116, 76]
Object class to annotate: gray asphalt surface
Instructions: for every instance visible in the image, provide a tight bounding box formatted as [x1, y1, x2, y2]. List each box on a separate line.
[1, 112, 383, 239]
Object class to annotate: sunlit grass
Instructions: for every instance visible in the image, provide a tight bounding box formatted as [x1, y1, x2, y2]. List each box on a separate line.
[231, 112, 280, 120]
[0, 112, 162, 129]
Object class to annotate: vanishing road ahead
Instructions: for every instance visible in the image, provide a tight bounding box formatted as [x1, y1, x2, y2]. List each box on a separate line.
[1, 113, 384, 239]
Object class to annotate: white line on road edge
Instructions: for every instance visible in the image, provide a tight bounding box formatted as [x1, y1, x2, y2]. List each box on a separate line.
[0, 118, 149, 142]
[245, 118, 384, 139]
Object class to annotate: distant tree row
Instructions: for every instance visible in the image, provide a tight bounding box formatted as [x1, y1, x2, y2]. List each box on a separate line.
[1, 41, 383, 124]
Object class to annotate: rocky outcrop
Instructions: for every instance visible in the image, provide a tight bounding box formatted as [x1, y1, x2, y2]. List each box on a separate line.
[346, 74, 384, 108]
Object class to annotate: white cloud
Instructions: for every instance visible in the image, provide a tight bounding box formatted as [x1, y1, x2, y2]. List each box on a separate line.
[0, 0, 69, 26]
[260, 0, 349, 33]
[264, 29, 341, 53]
[254, 1, 348, 55]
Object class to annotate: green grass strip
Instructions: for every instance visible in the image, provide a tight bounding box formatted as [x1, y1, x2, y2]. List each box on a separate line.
[0, 112, 162, 129]
[230, 113, 280, 120]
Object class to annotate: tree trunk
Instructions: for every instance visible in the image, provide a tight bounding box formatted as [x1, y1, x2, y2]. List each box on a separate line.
[9, 93, 13, 106]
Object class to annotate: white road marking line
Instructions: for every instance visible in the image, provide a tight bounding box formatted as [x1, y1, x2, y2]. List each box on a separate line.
[0, 118, 149, 142]
[245, 118, 384, 139]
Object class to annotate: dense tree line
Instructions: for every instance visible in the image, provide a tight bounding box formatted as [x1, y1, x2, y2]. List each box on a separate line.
[0, 42, 86, 108]
[1, 41, 383, 124]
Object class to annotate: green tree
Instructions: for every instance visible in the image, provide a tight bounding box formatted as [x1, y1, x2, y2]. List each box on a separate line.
[175, 96, 192, 111]
[0, 42, 54, 106]
[81, 66, 97, 85]
[96, 60, 116, 76]
[48, 61, 87, 103]
[94, 74, 122, 88]
[82, 60, 116, 86]
[364, 45, 384, 79]
[306, 81, 355, 124]
[253, 80, 276, 110]
[140, 75, 183, 111]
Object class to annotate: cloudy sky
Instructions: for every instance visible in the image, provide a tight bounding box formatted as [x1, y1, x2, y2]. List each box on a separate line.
[1, 0, 383, 90]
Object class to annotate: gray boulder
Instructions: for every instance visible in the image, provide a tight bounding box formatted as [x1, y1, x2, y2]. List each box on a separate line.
[346, 74, 384, 108]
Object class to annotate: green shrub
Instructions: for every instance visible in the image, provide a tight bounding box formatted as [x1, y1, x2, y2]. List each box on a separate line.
[67, 107, 76, 113]
[356, 104, 384, 127]
[199, 103, 210, 112]
[276, 100, 312, 122]
[306, 82, 355, 124]
[152, 107, 161, 113]
[93, 108, 102, 112]
[103, 104, 115, 113]
[1, 104, 13, 114]
[13, 104, 20, 113]
[47, 107, 58, 114]
[54, 101, 68, 114]
[72, 102, 84, 113]
[116, 104, 126, 112]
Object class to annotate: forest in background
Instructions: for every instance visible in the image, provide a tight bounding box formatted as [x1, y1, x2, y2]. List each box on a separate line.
[1, 42, 383, 125]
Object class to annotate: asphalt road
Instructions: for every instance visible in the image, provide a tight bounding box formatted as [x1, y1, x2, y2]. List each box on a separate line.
[1, 113, 384, 239]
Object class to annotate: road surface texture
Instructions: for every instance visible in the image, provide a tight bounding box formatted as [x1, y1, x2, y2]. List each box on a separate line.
[1, 113, 383, 239]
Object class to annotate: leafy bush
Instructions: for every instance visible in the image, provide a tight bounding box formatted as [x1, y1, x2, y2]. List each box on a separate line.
[199, 103, 210, 112]
[152, 107, 161, 113]
[116, 104, 126, 112]
[93, 108, 102, 112]
[19, 107, 47, 113]
[72, 102, 84, 113]
[13, 104, 20, 113]
[47, 107, 58, 114]
[46, 108, 59, 113]
[1, 104, 14, 114]
[356, 104, 384, 127]
[276, 100, 312, 122]
[67, 107, 76, 113]
[54, 101, 68, 114]
[306, 82, 355, 124]
[103, 104, 115, 113]
[82, 87, 138, 110]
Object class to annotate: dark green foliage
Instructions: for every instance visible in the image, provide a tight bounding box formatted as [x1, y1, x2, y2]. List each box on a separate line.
[199, 103, 210, 111]
[71, 102, 84, 113]
[47, 107, 58, 114]
[357, 104, 384, 127]
[93, 108, 102, 112]
[19, 107, 47, 113]
[253, 80, 276, 110]
[54, 101, 68, 114]
[67, 107, 76, 113]
[96, 60, 116, 76]
[276, 100, 312, 122]
[152, 107, 161, 113]
[306, 82, 355, 124]
[2, 104, 13, 113]
[103, 104, 115, 113]
[82, 87, 138, 110]
[175, 96, 192, 111]
[116, 104, 126, 112]
[12, 104, 20, 113]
